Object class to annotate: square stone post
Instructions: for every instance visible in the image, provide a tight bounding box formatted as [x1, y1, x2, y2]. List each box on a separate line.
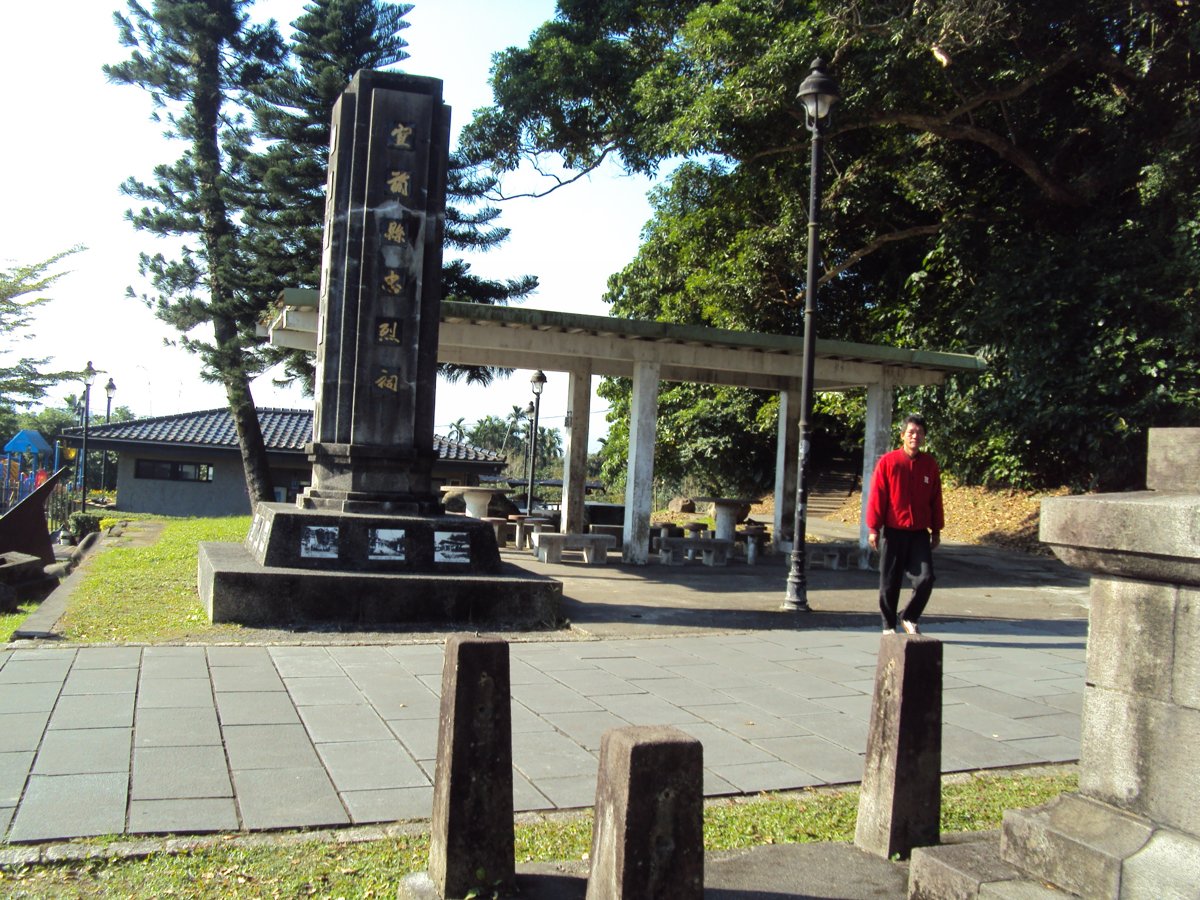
[855, 633, 943, 860]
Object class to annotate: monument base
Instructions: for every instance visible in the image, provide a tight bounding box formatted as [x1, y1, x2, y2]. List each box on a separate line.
[198, 541, 562, 628]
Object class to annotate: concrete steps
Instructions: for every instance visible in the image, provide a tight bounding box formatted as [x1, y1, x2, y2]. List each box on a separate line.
[909, 830, 1078, 899]
[808, 467, 859, 517]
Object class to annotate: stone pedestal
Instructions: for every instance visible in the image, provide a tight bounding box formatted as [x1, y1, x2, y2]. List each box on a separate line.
[910, 429, 1200, 898]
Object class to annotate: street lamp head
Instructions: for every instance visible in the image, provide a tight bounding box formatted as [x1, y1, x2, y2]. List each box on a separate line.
[530, 369, 547, 396]
[525, 401, 535, 415]
[83, 360, 98, 387]
[796, 58, 841, 126]
[105, 378, 117, 399]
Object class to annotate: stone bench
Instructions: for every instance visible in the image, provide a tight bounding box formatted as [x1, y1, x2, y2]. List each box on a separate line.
[532, 532, 617, 565]
[659, 536, 735, 567]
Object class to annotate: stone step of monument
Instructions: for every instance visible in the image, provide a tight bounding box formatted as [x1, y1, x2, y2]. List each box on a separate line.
[909, 831, 1079, 899]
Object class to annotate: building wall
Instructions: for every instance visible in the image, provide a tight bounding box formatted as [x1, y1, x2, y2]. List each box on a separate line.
[115, 453, 253, 518]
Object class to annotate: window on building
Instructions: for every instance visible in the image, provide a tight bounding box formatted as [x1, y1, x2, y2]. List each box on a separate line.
[134, 459, 214, 483]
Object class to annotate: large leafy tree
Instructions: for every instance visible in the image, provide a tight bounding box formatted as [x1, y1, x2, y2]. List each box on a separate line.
[0, 248, 82, 412]
[464, 0, 1200, 490]
[246, 0, 537, 393]
[105, 0, 287, 503]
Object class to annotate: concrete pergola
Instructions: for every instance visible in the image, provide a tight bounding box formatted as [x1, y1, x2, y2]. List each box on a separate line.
[265, 293, 984, 564]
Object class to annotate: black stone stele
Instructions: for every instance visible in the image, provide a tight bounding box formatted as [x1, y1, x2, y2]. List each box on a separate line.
[197, 71, 560, 627]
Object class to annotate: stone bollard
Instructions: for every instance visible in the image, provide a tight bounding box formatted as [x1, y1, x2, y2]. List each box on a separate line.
[855, 633, 943, 860]
[398, 635, 514, 900]
[586, 725, 704, 900]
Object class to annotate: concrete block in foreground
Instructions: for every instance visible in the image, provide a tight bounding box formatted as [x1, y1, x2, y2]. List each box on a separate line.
[855, 633, 943, 860]
[586, 724, 703, 900]
[427, 635, 515, 899]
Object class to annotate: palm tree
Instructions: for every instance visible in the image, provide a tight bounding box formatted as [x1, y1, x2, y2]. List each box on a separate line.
[447, 418, 467, 442]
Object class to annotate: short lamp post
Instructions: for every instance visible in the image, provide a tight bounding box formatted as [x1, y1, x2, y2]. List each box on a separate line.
[101, 378, 116, 500]
[525, 370, 547, 513]
[80, 361, 97, 514]
[783, 59, 841, 613]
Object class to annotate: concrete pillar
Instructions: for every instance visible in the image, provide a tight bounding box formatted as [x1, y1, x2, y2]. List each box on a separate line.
[773, 383, 801, 546]
[860, 377, 894, 565]
[424, 635, 515, 898]
[855, 634, 943, 860]
[623, 361, 660, 564]
[561, 367, 592, 535]
[998, 427, 1200, 898]
[586, 725, 704, 900]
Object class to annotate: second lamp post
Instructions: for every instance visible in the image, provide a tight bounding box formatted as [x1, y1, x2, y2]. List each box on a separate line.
[783, 59, 842, 613]
[525, 370, 547, 513]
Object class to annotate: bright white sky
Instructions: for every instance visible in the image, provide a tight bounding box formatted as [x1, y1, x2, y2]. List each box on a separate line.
[0, 0, 662, 448]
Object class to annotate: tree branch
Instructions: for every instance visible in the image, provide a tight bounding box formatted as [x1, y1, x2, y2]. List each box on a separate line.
[486, 148, 615, 201]
[819, 223, 943, 285]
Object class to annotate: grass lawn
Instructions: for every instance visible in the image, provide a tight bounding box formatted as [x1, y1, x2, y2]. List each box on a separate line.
[0, 770, 1076, 897]
[55, 516, 251, 643]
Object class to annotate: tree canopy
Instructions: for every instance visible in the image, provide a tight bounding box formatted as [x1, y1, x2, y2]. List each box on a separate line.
[463, 0, 1200, 490]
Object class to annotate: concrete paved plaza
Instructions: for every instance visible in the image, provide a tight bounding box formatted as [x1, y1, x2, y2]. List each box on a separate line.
[1, 523, 1089, 844]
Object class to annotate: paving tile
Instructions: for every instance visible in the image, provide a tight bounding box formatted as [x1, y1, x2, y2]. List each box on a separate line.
[511, 701, 557, 734]
[781, 658, 876, 684]
[808, 692, 873, 719]
[210, 666, 285, 693]
[512, 769, 551, 812]
[720, 684, 835, 719]
[788, 712, 869, 753]
[512, 681, 602, 715]
[140, 651, 208, 679]
[941, 724, 1042, 771]
[1001, 734, 1080, 763]
[588, 657, 677, 680]
[0, 711, 51, 752]
[751, 734, 866, 785]
[47, 693, 135, 730]
[128, 797, 239, 834]
[702, 769, 738, 797]
[945, 685, 1063, 720]
[512, 730, 597, 780]
[0, 684, 63, 716]
[0, 804, 13, 837]
[386, 718, 438, 762]
[61, 667, 139, 695]
[136, 677, 214, 709]
[587, 690, 700, 727]
[1039, 692, 1083, 716]
[629, 677, 731, 708]
[662, 664, 762, 690]
[215, 691, 301, 726]
[342, 786, 433, 824]
[1014, 711, 1081, 740]
[357, 682, 437, 719]
[326, 646, 398, 669]
[670, 723, 777, 768]
[316, 740, 429, 791]
[224, 724, 321, 770]
[707, 760, 819, 793]
[32, 727, 132, 776]
[542, 710, 630, 751]
[0, 659, 73, 684]
[547, 667, 644, 698]
[132, 746, 233, 800]
[386, 644, 446, 677]
[232, 767, 349, 830]
[7, 773, 128, 841]
[299, 704, 392, 743]
[134, 707, 222, 748]
[943, 705, 1058, 741]
[0, 752, 34, 805]
[681, 704, 810, 741]
[754, 671, 861, 700]
[269, 648, 343, 678]
[285, 676, 364, 706]
[206, 646, 272, 668]
[507, 659, 557, 685]
[524, 773, 594, 810]
[72, 647, 142, 669]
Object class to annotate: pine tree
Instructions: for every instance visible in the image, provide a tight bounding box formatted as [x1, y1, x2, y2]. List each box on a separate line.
[105, 0, 287, 504]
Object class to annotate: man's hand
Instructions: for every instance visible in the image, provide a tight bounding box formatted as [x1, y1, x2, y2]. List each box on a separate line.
[931, 531, 941, 550]
[868, 531, 878, 551]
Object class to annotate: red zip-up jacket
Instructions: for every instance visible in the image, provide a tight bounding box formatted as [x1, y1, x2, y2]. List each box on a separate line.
[866, 448, 945, 533]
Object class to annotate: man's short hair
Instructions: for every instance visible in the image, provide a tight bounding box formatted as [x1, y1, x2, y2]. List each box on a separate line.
[902, 413, 927, 432]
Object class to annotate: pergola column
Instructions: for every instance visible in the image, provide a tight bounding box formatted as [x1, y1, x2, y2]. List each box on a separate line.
[560, 367, 592, 534]
[623, 361, 660, 564]
[773, 383, 802, 545]
[860, 373, 895, 564]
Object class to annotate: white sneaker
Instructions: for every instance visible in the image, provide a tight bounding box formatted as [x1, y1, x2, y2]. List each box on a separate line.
[900, 619, 921, 635]
[882, 627, 896, 635]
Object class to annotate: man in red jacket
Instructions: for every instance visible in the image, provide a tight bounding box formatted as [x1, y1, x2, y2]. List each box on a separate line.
[866, 414, 945, 634]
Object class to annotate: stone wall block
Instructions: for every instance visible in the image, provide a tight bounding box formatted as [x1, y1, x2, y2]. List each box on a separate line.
[1173, 587, 1200, 711]
[854, 634, 942, 860]
[427, 635, 515, 899]
[586, 725, 703, 900]
[1121, 827, 1200, 898]
[1086, 576, 1177, 701]
[1146, 427, 1200, 491]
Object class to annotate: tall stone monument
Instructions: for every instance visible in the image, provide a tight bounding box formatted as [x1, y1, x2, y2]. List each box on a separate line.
[198, 71, 560, 627]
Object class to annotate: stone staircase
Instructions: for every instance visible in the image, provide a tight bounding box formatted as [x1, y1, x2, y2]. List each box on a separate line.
[808, 467, 859, 517]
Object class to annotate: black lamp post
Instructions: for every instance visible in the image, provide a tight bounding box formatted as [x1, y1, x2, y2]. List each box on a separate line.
[525, 370, 547, 513]
[101, 378, 116, 499]
[80, 361, 97, 514]
[783, 59, 841, 613]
